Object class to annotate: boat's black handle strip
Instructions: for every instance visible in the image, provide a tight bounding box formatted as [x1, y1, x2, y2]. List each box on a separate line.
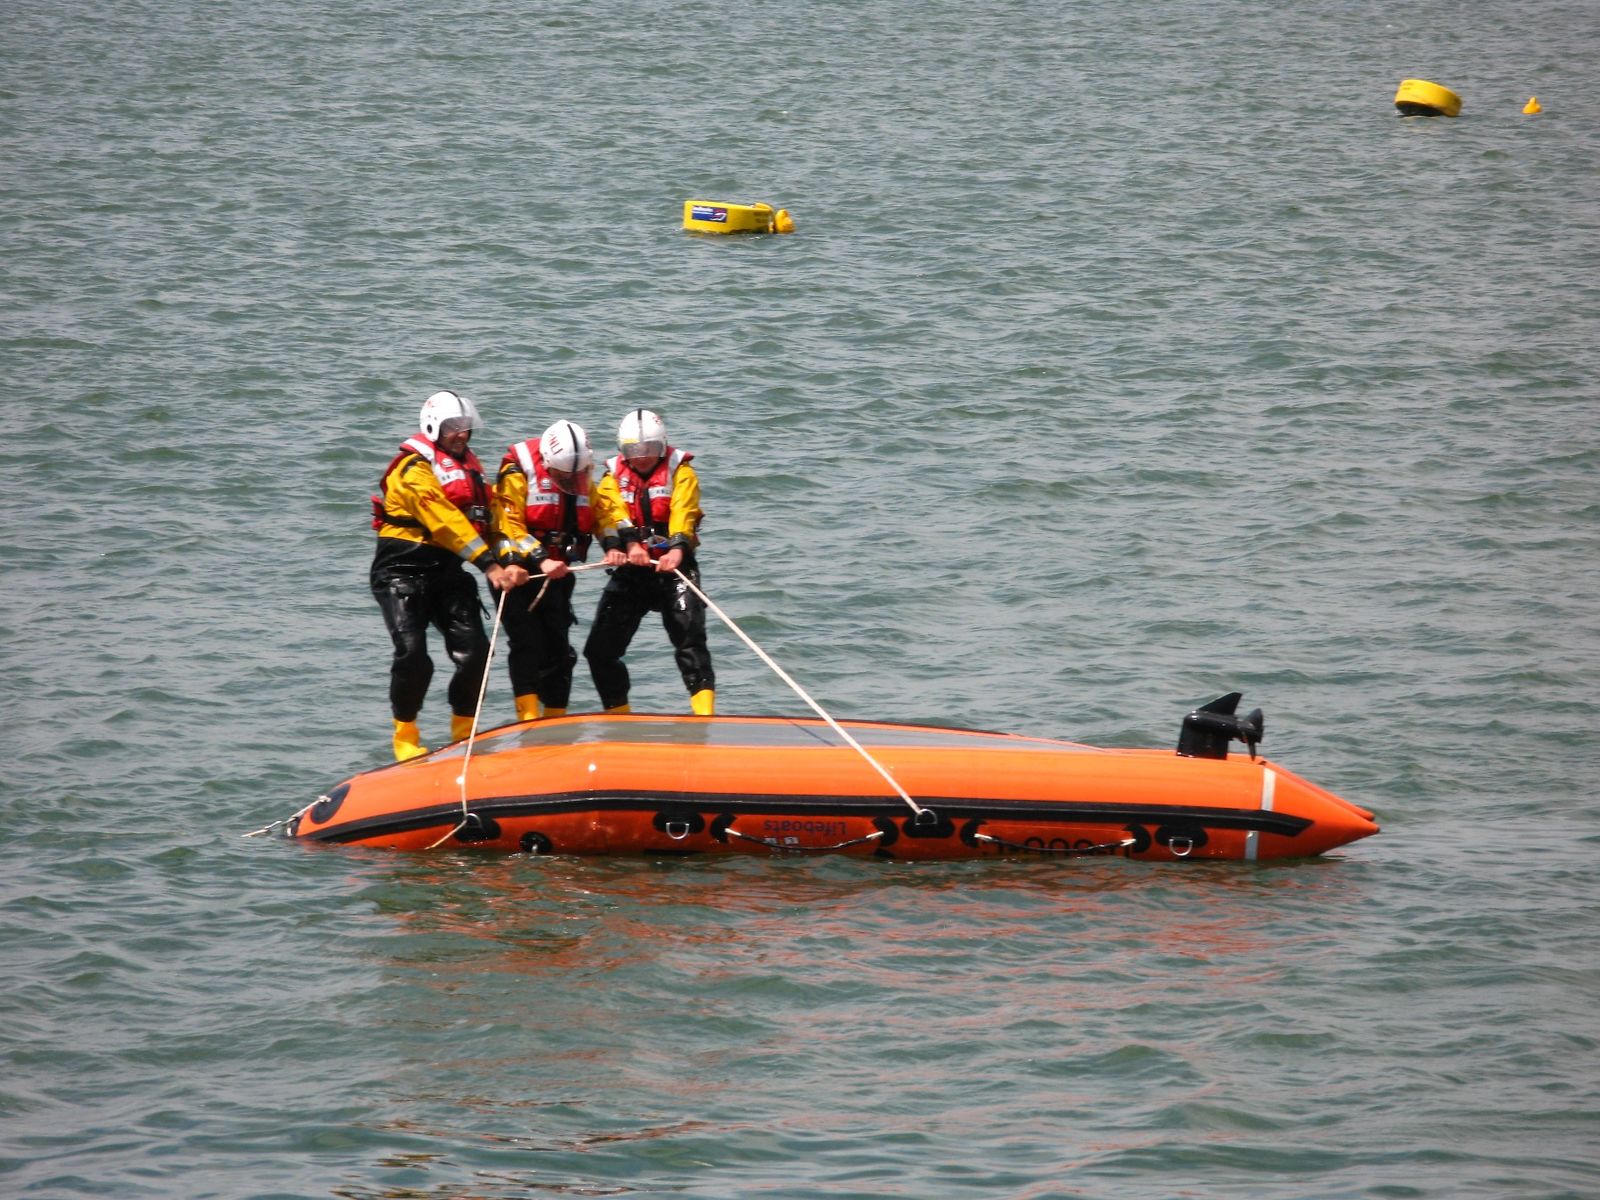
[724, 826, 887, 853]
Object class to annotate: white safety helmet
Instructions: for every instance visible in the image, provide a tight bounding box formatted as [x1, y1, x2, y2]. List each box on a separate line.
[419, 390, 483, 441]
[538, 420, 594, 488]
[617, 408, 668, 464]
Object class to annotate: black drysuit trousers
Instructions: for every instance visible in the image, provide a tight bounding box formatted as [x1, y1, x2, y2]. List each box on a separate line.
[371, 564, 490, 721]
[583, 561, 714, 710]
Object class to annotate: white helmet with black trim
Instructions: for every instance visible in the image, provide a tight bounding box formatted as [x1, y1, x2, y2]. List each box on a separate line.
[419, 389, 483, 440]
[538, 420, 594, 488]
[617, 408, 667, 465]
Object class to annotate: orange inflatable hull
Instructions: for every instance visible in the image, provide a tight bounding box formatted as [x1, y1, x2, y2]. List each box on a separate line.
[288, 713, 1377, 861]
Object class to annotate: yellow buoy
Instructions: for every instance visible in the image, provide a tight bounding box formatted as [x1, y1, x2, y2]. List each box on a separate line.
[1394, 79, 1462, 117]
[682, 200, 795, 235]
[1523, 96, 1542, 114]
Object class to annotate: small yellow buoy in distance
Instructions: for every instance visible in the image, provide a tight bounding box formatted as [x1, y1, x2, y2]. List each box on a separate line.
[1394, 79, 1462, 117]
[682, 200, 795, 235]
[1523, 96, 1542, 114]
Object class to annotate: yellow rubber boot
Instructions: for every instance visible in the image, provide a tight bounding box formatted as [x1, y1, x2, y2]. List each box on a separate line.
[393, 719, 429, 762]
[451, 714, 476, 742]
[543, 707, 567, 719]
[690, 689, 715, 717]
[515, 693, 542, 722]
[604, 703, 631, 715]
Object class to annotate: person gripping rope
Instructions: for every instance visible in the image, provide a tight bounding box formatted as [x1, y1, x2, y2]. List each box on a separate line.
[583, 409, 715, 716]
[493, 420, 624, 721]
[370, 390, 527, 761]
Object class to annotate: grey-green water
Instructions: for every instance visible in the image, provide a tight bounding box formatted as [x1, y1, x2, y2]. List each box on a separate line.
[4, 1, 1598, 1196]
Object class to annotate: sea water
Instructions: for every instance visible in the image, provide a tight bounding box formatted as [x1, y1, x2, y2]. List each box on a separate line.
[3, 1, 1598, 1196]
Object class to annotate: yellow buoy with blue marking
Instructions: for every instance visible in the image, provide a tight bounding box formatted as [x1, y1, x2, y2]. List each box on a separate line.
[1394, 79, 1462, 117]
[683, 200, 795, 235]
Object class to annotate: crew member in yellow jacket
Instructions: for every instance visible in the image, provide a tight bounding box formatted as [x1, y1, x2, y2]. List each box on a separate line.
[370, 391, 526, 760]
[493, 420, 625, 722]
[583, 409, 715, 716]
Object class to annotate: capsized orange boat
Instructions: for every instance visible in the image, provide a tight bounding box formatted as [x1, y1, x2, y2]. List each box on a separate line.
[280, 694, 1377, 860]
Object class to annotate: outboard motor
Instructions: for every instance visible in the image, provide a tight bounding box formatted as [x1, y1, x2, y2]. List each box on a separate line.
[1177, 692, 1265, 760]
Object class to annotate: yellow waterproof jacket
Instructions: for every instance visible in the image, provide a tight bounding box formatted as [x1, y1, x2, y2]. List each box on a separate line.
[373, 450, 498, 572]
[494, 462, 618, 564]
[596, 456, 703, 551]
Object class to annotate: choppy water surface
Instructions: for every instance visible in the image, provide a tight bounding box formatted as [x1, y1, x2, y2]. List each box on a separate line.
[3, 1, 1598, 1196]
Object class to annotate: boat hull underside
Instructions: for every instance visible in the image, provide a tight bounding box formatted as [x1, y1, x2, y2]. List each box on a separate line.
[292, 715, 1377, 861]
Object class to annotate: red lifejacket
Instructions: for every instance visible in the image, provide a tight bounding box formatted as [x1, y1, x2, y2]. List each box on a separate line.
[371, 435, 490, 535]
[504, 439, 593, 561]
[608, 448, 692, 538]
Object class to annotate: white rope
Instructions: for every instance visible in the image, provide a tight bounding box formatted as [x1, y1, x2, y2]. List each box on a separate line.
[672, 568, 930, 821]
[973, 833, 1137, 856]
[725, 825, 887, 853]
[526, 559, 611, 610]
[424, 583, 510, 849]
[241, 799, 314, 838]
[526, 574, 551, 612]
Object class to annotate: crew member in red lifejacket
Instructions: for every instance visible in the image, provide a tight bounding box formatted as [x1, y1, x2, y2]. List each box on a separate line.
[583, 409, 715, 716]
[493, 420, 622, 722]
[371, 391, 526, 761]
